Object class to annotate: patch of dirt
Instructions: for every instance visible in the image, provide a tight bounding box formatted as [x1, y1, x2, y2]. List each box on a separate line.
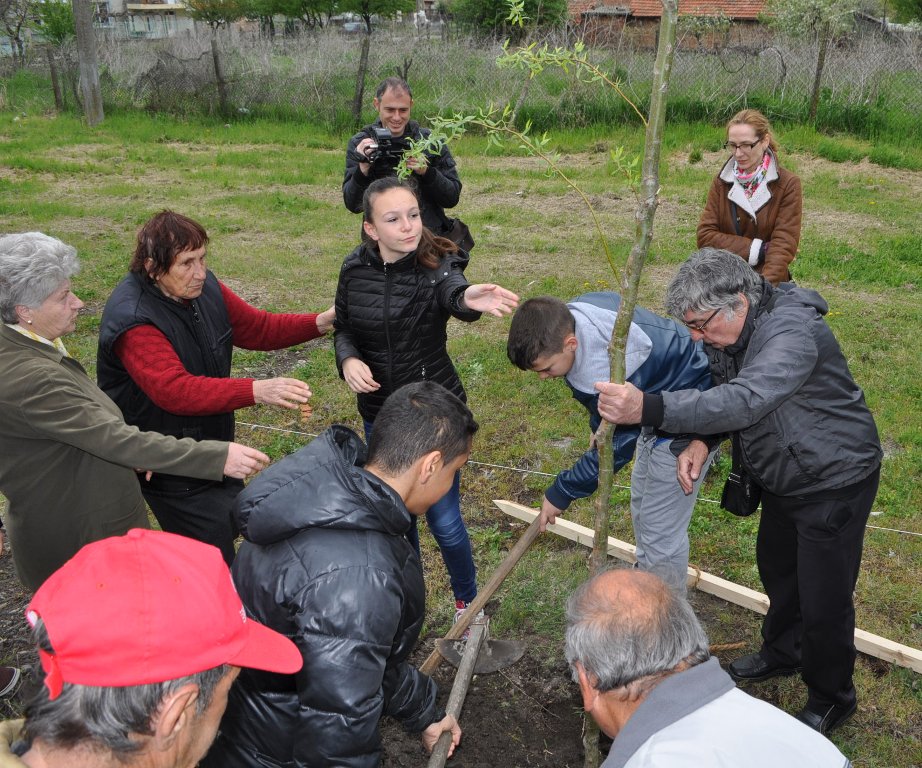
[381, 636, 585, 767]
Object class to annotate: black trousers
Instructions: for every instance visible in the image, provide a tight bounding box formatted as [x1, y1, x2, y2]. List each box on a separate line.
[142, 476, 244, 565]
[756, 466, 880, 708]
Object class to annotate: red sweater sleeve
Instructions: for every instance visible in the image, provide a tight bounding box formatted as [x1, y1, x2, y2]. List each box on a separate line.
[112, 285, 325, 417]
[220, 282, 323, 349]
[114, 325, 256, 415]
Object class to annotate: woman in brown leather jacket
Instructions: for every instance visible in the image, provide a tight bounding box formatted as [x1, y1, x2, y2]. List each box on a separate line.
[697, 110, 802, 285]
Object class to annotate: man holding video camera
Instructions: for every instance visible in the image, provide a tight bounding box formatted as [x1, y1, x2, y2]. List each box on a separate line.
[343, 77, 466, 245]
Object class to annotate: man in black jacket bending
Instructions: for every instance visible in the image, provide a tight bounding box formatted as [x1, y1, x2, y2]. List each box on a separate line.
[201, 382, 469, 768]
[343, 77, 462, 239]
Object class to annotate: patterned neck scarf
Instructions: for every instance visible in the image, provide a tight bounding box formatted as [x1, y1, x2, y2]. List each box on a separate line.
[6, 323, 70, 356]
[733, 151, 772, 199]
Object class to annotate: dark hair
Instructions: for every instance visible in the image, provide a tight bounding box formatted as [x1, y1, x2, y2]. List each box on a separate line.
[506, 296, 576, 370]
[564, 568, 709, 701]
[130, 210, 209, 282]
[362, 177, 457, 270]
[375, 77, 412, 100]
[23, 619, 229, 756]
[367, 382, 478, 474]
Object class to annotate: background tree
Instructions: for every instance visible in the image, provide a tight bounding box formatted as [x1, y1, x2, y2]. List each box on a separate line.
[185, 0, 244, 115]
[276, 0, 336, 28]
[763, 0, 860, 122]
[34, 0, 75, 111]
[1, 0, 32, 67]
[889, 0, 922, 20]
[338, 0, 414, 124]
[450, 0, 567, 36]
[71, 0, 102, 125]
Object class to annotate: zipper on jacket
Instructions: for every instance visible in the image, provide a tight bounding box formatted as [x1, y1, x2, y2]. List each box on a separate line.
[383, 262, 394, 392]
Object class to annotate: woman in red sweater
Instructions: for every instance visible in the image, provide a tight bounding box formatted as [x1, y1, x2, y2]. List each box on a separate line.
[97, 211, 334, 563]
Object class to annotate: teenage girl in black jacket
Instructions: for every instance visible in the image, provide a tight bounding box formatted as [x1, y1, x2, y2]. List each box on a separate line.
[334, 177, 518, 614]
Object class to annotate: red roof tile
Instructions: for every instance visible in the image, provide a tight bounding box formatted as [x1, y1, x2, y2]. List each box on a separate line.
[576, 0, 767, 20]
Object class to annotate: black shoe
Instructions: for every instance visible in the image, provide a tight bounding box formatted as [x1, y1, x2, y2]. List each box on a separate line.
[727, 652, 801, 683]
[795, 700, 857, 735]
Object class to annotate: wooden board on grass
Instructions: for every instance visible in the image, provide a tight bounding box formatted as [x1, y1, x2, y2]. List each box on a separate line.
[493, 499, 922, 674]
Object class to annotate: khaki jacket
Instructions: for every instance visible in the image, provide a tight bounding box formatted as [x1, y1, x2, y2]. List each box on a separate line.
[697, 155, 803, 285]
[0, 325, 228, 590]
[0, 720, 27, 767]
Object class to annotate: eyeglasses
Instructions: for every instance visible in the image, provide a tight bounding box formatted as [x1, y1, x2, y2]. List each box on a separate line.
[682, 308, 720, 332]
[723, 140, 761, 151]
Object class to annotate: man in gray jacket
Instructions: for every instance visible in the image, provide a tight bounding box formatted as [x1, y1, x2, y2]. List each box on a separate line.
[596, 248, 881, 736]
[566, 568, 851, 767]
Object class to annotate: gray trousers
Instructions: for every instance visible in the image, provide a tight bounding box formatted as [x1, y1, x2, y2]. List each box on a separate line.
[630, 432, 715, 591]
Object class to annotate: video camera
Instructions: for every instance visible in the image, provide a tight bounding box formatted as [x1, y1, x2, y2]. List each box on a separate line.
[356, 127, 411, 166]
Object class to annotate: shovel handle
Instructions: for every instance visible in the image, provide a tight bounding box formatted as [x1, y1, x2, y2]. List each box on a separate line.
[426, 622, 487, 768]
[420, 514, 542, 676]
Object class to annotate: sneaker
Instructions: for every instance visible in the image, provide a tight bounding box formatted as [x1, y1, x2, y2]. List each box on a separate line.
[0, 666, 21, 698]
[454, 600, 485, 640]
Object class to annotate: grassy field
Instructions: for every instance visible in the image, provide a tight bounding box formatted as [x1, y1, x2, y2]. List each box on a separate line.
[0, 109, 920, 764]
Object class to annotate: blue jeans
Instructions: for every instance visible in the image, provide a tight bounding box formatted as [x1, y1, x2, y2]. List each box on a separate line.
[363, 420, 477, 603]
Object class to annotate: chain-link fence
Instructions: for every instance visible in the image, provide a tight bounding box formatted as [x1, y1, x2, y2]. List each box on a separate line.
[2, 22, 920, 139]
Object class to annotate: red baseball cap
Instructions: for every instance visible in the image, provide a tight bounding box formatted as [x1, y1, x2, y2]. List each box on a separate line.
[26, 528, 302, 700]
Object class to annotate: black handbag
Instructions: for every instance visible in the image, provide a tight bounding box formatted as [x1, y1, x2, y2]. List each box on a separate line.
[720, 434, 762, 517]
[446, 217, 475, 252]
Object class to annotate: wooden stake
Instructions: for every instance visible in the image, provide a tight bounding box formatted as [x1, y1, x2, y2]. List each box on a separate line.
[494, 499, 922, 674]
[426, 622, 487, 768]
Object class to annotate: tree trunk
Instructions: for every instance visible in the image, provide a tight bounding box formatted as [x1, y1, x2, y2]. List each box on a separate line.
[808, 22, 830, 124]
[71, 0, 103, 125]
[585, 0, 680, 761]
[46, 48, 65, 112]
[211, 34, 230, 117]
[351, 33, 371, 126]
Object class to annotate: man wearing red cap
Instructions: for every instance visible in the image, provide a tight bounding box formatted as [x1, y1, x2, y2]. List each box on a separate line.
[0, 528, 303, 768]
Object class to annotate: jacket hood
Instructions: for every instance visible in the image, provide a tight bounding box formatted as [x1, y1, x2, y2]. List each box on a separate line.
[236, 425, 413, 545]
[725, 280, 828, 356]
[341, 242, 470, 275]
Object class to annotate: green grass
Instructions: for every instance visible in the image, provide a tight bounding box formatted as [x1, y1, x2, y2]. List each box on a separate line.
[0, 109, 919, 764]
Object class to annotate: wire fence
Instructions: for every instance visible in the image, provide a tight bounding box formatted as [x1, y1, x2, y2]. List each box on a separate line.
[2, 22, 921, 138]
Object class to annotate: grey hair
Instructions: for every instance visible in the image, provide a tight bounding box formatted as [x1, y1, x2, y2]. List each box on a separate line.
[665, 247, 762, 322]
[564, 567, 709, 701]
[0, 233, 80, 323]
[23, 619, 230, 757]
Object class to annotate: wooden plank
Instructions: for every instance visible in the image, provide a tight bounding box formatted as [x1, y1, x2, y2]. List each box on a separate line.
[493, 499, 922, 674]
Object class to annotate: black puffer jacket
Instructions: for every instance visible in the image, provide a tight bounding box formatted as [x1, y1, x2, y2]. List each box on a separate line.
[201, 426, 442, 768]
[342, 120, 461, 236]
[334, 243, 481, 421]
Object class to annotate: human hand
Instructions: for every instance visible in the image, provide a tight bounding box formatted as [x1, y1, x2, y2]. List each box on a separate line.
[316, 305, 335, 335]
[406, 153, 429, 175]
[594, 382, 643, 425]
[677, 439, 710, 495]
[134, 469, 154, 482]
[342, 357, 380, 394]
[463, 284, 519, 317]
[421, 714, 461, 756]
[253, 377, 312, 409]
[223, 443, 270, 478]
[355, 138, 376, 175]
[539, 496, 565, 533]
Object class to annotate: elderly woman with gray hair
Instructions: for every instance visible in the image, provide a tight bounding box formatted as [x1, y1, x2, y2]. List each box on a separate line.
[594, 248, 881, 736]
[0, 232, 269, 591]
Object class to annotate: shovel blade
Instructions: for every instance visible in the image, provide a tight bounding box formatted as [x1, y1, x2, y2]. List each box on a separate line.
[436, 638, 526, 674]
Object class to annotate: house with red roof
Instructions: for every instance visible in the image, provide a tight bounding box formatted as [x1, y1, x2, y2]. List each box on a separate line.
[570, 0, 773, 49]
